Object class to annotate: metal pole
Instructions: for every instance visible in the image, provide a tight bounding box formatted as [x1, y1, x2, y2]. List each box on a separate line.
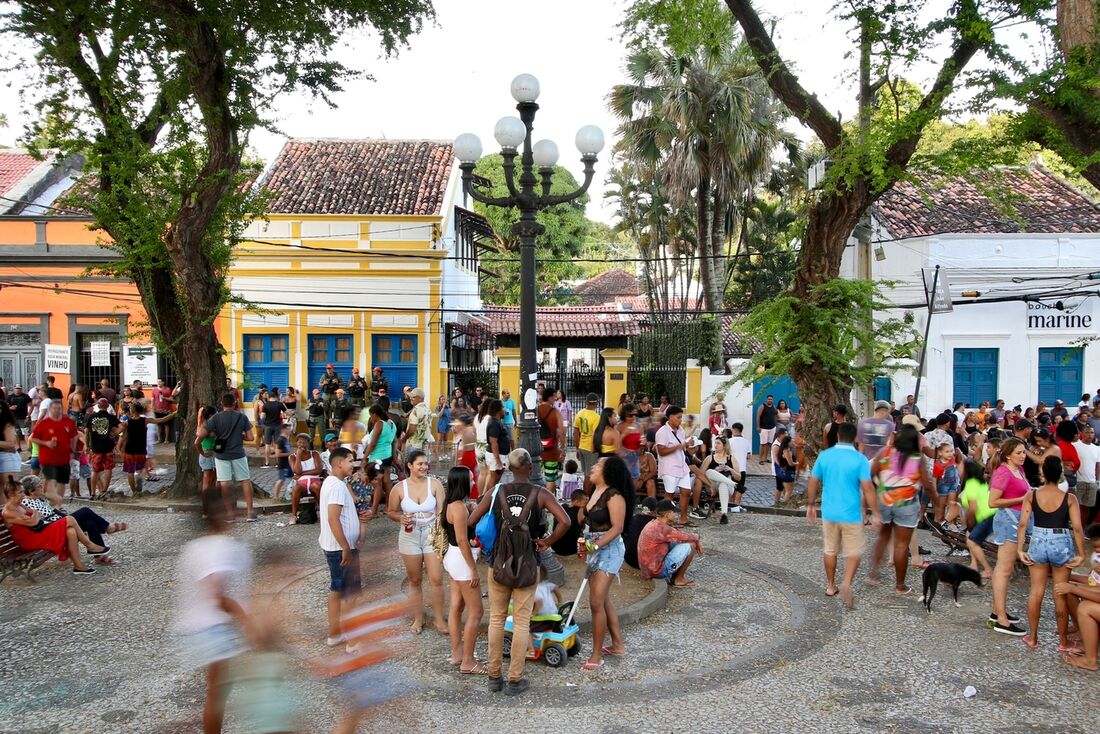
[912, 265, 939, 410]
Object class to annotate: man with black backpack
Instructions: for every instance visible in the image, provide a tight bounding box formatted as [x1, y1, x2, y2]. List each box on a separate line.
[468, 448, 571, 697]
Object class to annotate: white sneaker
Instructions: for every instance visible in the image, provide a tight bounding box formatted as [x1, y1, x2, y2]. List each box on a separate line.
[728, 506, 746, 513]
[326, 634, 346, 646]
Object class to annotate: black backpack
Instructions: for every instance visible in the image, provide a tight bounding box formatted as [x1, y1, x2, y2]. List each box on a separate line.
[491, 484, 540, 588]
[296, 502, 318, 525]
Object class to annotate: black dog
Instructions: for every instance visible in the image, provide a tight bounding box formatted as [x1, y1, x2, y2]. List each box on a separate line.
[918, 563, 983, 613]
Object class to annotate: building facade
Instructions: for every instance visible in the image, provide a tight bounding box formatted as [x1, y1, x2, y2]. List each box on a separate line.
[224, 138, 478, 403]
[841, 165, 1100, 414]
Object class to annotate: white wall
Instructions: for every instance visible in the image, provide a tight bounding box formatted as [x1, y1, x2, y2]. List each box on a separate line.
[699, 359, 755, 430]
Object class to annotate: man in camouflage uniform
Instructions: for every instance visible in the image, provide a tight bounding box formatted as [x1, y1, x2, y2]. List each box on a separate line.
[369, 367, 389, 406]
[319, 363, 342, 430]
[347, 367, 368, 411]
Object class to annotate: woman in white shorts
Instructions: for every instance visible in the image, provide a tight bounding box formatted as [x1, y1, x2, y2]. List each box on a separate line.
[441, 466, 483, 673]
[387, 449, 446, 634]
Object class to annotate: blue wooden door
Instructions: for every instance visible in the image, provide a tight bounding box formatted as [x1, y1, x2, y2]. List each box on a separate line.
[372, 333, 418, 395]
[308, 334, 354, 394]
[752, 375, 800, 452]
[952, 348, 998, 407]
[874, 376, 892, 403]
[1038, 347, 1083, 406]
[242, 334, 289, 401]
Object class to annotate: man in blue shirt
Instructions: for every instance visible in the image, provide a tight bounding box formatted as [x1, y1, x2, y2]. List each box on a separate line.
[807, 421, 880, 609]
[501, 388, 517, 439]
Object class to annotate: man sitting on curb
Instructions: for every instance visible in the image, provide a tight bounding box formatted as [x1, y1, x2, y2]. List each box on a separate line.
[637, 499, 704, 587]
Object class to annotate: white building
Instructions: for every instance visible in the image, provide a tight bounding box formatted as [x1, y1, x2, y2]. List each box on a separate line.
[841, 165, 1100, 415]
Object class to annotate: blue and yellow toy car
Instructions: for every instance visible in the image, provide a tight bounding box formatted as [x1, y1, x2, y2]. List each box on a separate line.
[502, 601, 582, 668]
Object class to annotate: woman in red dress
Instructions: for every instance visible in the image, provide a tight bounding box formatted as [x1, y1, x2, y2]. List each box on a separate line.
[3, 479, 107, 575]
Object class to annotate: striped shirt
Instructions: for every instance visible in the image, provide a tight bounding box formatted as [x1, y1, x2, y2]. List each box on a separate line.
[318, 475, 360, 553]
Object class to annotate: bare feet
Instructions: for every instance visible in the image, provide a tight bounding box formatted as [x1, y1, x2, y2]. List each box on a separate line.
[839, 586, 855, 609]
[434, 622, 449, 636]
[865, 572, 880, 587]
[825, 586, 839, 597]
[1064, 654, 1098, 671]
[107, 522, 129, 534]
[410, 620, 424, 634]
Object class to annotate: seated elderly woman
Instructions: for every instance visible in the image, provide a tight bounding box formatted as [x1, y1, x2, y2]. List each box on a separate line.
[2, 478, 107, 575]
[20, 475, 127, 564]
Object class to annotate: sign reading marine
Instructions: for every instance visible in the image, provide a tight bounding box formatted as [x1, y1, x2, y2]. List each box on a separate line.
[1027, 301, 1094, 329]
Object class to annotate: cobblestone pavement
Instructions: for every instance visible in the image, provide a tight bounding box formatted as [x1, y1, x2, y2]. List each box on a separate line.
[1, 502, 1094, 733]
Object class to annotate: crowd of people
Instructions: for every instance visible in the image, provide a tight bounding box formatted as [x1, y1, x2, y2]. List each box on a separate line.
[799, 394, 1100, 674]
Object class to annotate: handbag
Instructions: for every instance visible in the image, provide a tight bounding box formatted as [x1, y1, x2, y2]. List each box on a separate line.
[429, 514, 450, 561]
[214, 413, 246, 454]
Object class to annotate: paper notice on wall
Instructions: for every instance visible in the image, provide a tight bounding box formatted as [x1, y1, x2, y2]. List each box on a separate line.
[45, 344, 71, 374]
[90, 341, 112, 367]
[123, 345, 158, 386]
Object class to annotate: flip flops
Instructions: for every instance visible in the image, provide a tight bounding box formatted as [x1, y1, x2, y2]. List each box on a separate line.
[600, 646, 627, 657]
[581, 659, 604, 672]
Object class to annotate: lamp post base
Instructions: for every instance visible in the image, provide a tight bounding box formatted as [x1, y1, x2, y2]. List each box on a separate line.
[517, 418, 543, 484]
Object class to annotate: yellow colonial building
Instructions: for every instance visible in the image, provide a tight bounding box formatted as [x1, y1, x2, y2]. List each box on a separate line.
[223, 138, 481, 403]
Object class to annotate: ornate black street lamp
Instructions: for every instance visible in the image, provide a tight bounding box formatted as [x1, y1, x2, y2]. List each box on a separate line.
[454, 73, 604, 477]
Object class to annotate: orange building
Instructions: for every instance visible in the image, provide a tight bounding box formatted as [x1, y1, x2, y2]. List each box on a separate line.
[0, 150, 167, 395]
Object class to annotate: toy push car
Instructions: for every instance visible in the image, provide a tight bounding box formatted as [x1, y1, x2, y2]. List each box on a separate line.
[502, 601, 582, 667]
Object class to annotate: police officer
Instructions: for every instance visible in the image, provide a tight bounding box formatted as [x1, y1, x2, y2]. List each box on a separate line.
[347, 367, 368, 411]
[369, 367, 388, 405]
[306, 388, 326, 447]
[319, 363, 342, 429]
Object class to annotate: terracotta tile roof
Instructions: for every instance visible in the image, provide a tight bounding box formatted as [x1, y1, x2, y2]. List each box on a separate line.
[0, 151, 43, 200]
[873, 167, 1100, 239]
[573, 268, 640, 305]
[721, 314, 759, 357]
[260, 138, 454, 216]
[487, 306, 641, 339]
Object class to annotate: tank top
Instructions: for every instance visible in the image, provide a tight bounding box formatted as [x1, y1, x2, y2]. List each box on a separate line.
[599, 429, 617, 456]
[299, 453, 317, 473]
[125, 417, 147, 455]
[991, 464, 1030, 511]
[1030, 489, 1071, 529]
[776, 409, 791, 424]
[400, 479, 437, 523]
[826, 421, 841, 448]
[622, 430, 642, 451]
[368, 419, 396, 461]
[709, 453, 735, 474]
[585, 487, 618, 532]
[475, 414, 490, 443]
[759, 405, 778, 429]
[442, 502, 473, 546]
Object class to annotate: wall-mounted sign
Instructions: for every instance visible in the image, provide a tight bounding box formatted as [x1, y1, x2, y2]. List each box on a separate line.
[90, 341, 112, 367]
[123, 345, 158, 385]
[1027, 302, 1094, 330]
[45, 344, 70, 374]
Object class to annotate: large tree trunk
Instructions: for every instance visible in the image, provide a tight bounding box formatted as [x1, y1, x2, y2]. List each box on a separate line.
[709, 194, 728, 371]
[696, 173, 721, 313]
[789, 188, 867, 461]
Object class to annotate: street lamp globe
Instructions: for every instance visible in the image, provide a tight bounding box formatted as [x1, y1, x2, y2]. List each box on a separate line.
[510, 73, 540, 103]
[575, 125, 605, 156]
[453, 133, 482, 163]
[531, 139, 559, 168]
[494, 116, 527, 150]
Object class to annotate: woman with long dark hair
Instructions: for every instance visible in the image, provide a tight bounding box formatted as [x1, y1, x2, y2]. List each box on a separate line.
[442, 466, 483, 673]
[386, 449, 446, 634]
[1017, 455, 1086, 651]
[0, 401, 20, 484]
[867, 425, 929, 594]
[594, 407, 620, 458]
[578, 455, 633, 671]
[617, 403, 644, 481]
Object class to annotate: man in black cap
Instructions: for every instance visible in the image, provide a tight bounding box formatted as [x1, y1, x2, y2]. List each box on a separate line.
[1051, 399, 1069, 421]
[319, 363, 341, 428]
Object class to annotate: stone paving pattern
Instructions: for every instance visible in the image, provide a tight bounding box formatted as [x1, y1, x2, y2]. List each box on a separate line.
[1, 490, 1094, 733]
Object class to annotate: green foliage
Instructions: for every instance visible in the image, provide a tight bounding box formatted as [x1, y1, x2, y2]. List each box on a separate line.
[725, 198, 799, 308]
[633, 315, 721, 370]
[620, 0, 733, 55]
[472, 152, 592, 305]
[723, 278, 919, 399]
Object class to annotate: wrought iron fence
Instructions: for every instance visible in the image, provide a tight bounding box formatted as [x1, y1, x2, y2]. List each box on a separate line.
[447, 365, 499, 402]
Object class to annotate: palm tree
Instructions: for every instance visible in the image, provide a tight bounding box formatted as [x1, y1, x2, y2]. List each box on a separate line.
[609, 36, 792, 333]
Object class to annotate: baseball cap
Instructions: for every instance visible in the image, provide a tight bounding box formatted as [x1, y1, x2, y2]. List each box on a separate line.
[326, 363, 334, 369]
[1055, 399, 1064, 405]
[324, 433, 337, 442]
[874, 400, 890, 411]
[901, 415, 922, 428]
[586, 392, 599, 404]
[1014, 418, 1034, 430]
[352, 367, 360, 373]
[13, 384, 22, 389]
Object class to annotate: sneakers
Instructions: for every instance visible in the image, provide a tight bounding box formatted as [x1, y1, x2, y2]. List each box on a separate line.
[72, 567, 97, 575]
[487, 676, 504, 693]
[326, 634, 346, 647]
[988, 611, 1022, 625]
[688, 508, 707, 521]
[246, 512, 259, 522]
[504, 678, 529, 696]
[719, 514, 729, 525]
[992, 621, 1027, 636]
[728, 505, 746, 513]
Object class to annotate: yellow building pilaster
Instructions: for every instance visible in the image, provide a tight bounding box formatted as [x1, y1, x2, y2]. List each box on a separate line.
[685, 358, 703, 415]
[495, 347, 521, 405]
[599, 348, 632, 410]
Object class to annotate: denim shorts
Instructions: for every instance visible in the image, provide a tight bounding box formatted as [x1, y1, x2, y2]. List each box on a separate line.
[1027, 527, 1075, 567]
[198, 453, 215, 471]
[587, 534, 625, 577]
[659, 542, 693, 579]
[969, 515, 995, 545]
[323, 549, 362, 595]
[878, 499, 919, 529]
[992, 508, 1033, 546]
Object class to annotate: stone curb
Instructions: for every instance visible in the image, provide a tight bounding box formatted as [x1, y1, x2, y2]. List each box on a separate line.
[742, 504, 808, 518]
[67, 497, 292, 515]
[601, 572, 667, 631]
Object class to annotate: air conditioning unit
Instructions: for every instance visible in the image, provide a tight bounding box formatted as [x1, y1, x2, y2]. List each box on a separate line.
[807, 159, 833, 189]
